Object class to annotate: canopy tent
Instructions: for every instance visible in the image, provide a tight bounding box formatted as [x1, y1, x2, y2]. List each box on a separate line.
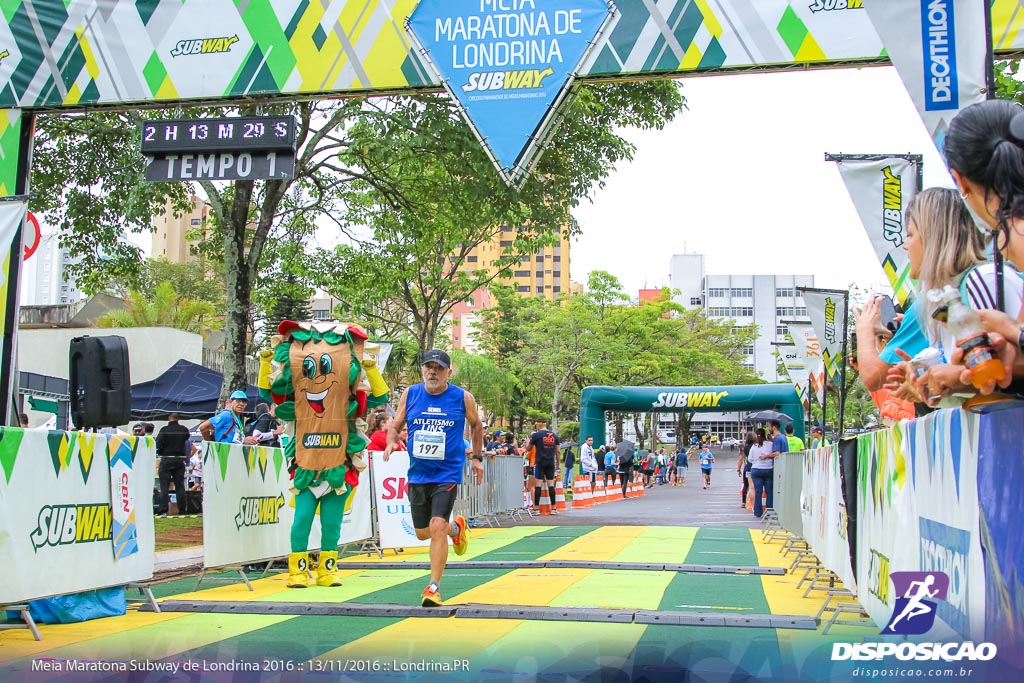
[130, 359, 260, 419]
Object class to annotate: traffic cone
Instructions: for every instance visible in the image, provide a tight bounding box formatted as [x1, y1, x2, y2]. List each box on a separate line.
[538, 488, 552, 516]
[636, 473, 646, 497]
[575, 476, 592, 508]
[555, 481, 567, 512]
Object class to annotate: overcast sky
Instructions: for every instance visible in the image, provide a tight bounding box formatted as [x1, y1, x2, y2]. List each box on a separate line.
[571, 65, 955, 298]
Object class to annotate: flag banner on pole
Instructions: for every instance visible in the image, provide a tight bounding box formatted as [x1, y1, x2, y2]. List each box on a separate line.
[799, 288, 847, 390]
[789, 323, 826, 408]
[862, 0, 988, 155]
[832, 155, 921, 307]
[777, 342, 810, 411]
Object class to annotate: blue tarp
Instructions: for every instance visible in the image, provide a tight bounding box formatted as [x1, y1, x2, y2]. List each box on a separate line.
[130, 359, 259, 419]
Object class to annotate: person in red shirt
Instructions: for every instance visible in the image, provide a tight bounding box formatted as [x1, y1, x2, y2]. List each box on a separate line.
[367, 411, 393, 451]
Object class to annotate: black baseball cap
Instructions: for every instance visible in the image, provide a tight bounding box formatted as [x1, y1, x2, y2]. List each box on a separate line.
[422, 349, 451, 368]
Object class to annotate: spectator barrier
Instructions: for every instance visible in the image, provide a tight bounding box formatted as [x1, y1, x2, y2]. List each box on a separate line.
[200, 442, 373, 567]
[0, 428, 156, 604]
[774, 406, 1020, 642]
[772, 451, 804, 538]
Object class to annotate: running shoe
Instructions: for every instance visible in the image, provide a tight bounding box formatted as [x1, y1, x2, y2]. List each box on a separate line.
[421, 583, 443, 607]
[451, 515, 469, 556]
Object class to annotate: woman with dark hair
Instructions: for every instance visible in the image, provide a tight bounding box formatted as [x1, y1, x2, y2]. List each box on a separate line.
[747, 428, 776, 518]
[738, 433, 756, 509]
[927, 99, 1024, 393]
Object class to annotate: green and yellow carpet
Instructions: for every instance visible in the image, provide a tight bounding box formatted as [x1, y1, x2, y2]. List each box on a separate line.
[0, 526, 878, 682]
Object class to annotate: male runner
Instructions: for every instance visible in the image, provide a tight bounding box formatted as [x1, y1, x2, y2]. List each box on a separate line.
[385, 349, 484, 607]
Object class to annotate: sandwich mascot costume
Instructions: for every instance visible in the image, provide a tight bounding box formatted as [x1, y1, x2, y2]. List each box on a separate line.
[258, 320, 389, 588]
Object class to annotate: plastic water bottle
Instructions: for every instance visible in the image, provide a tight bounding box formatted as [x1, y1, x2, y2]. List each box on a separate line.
[929, 286, 1006, 389]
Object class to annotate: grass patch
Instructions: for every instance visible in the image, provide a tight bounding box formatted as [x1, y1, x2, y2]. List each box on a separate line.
[154, 515, 204, 531]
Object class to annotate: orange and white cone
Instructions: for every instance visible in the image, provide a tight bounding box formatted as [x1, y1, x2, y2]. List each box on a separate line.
[636, 473, 646, 497]
[575, 476, 592, 508]
[538, 488, 552, 516]
[555, 481, 567, 512]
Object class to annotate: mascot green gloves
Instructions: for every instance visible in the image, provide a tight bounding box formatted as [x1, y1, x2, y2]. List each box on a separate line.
[259, 320, 389, 588]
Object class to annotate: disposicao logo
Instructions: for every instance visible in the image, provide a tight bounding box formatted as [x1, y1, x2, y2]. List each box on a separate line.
[831, 571, 997, 662]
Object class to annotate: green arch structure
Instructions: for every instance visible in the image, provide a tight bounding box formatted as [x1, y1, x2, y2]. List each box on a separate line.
[580, 384, 805, 445]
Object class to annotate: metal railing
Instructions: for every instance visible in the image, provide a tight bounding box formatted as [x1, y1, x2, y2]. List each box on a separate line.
[454, 454, 527, 526]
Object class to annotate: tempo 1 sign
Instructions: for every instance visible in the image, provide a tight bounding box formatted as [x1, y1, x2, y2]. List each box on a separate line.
[141, 115, 297, 182]
[145, 151, 294, 181]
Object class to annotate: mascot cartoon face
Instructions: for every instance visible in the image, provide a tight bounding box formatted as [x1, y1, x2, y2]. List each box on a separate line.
[293, 341, 347, 418]
[274, 322, 365, 470]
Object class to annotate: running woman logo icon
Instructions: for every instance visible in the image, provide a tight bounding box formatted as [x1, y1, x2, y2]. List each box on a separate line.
[882, 571, 950, 635]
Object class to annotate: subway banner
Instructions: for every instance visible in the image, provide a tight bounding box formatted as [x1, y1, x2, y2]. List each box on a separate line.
[855, 410, 986, 639]
[4, 0, 1024, 112]
[832, 155, 921, 307]
[788, 322, 827, 407]
[862, 0, 988, 154]
[371, 451, 431, 550]
[202, 442, 372, 568]
[801, 443, 856, 592]
[0, 428, 156, 605]
[798, 288, 847, 389]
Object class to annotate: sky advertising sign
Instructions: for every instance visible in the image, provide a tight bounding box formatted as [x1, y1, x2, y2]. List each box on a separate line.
[406, 0, 614, 187]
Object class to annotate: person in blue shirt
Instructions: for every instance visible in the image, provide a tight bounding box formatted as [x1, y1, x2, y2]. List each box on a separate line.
[199, 390, 259, 445]
[384, 349, 484, 608]
[699, 446, 715, 489]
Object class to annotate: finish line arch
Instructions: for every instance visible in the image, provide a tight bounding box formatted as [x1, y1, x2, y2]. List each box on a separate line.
[580, 384, 804, 446]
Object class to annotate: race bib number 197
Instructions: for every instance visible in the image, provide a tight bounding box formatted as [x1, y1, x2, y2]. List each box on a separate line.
[412, 431, 446, 460]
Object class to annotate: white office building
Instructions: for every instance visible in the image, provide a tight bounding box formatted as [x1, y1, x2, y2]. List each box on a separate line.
[669, 254, 813, 384]
[656, 255, 812, 440]
[20, 231, 82, 307]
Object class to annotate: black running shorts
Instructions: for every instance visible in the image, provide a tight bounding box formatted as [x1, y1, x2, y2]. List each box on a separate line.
[533, 461, 556, 481]
[408, 482, 459, 530]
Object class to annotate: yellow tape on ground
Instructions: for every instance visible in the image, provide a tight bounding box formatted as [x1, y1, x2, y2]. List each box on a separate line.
[538, 525, 646, 562]
[451, 567, 593, 607]
[611, 526, 698, 564]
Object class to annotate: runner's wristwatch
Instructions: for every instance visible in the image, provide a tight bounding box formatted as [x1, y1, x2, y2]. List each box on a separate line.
[471, 454, 484, 462]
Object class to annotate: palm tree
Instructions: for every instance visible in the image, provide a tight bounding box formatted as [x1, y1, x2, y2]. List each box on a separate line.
[98, 281, 221, 336]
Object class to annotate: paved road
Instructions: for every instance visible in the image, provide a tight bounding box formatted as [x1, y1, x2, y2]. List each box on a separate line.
[517, 455, 760, 528]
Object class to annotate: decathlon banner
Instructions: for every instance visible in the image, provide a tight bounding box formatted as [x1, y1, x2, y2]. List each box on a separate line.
[801, 443, 856, 592]
[832, 155, 921, 307]
[799, 288, 847, 389]
[371, 451, 431, 550]
[0, 428, 155, 604]
[202, 442, 372, 568]
[862, 0, 987, 154]
[777, 342, 810, 411]
[855, 410, 985, 639]
[789, 322, 827, 407]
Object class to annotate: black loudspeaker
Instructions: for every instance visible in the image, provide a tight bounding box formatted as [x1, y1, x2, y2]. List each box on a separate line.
[69, 335, 131, 428]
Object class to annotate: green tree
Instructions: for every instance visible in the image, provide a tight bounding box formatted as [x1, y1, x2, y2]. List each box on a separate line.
[321, 82, 685, 351]
[449, 349, 519, 425]
[97, 281, 219, 335]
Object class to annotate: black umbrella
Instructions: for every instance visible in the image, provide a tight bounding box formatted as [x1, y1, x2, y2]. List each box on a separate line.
[614, 440, 635, 459]
[560, 441, 579, 450]
[746, 410, 794, 424]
